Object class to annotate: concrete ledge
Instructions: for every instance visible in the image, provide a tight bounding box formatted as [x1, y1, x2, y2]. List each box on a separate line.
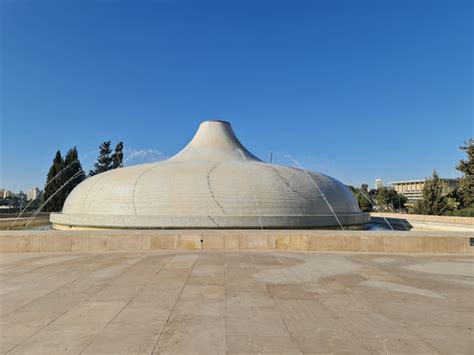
[0, 216, 50, 230]
[371, 212, 474, 224]
[370, 212, 474, 232]
[0, 229, 472, 254]
[50, 212, 370, 229]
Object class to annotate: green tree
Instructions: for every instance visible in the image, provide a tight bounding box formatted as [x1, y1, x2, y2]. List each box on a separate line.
[347, 185, 373, 212]
[396, 193, 408, 211]
[372, 187, 407, 212]
[357, 184, 374, 212]
[43, 151, 65, 212]
[347, 184, 408, 213]
[375, 187, 393, 211]
[63, 147, 86, 198]
[111, 141, 124, 169]
[413, 170, 449, 215]
[89, 141, 124, 176]
[89, 141, 113, 176]
[456, 139, 474, 208]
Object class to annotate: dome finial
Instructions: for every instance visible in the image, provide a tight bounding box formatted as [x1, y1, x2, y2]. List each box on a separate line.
[170, 120, 261, 162]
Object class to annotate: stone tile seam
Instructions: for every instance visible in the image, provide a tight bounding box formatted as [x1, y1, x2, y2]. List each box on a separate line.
[78, 254, 175, 354]
[0, 253, 100, 297]
[0, 253, 107, 318]
[150, 253, 199, 354]
[4, 253, 148, 354]
[0, 253, 95, 284]
[250, 254, 301, 353]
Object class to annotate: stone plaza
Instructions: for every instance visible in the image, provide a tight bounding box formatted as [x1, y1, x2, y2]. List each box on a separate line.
[0, 250, 472, 354]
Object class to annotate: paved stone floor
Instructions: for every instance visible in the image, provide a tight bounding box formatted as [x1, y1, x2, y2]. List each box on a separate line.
[0, 251, 472, 354]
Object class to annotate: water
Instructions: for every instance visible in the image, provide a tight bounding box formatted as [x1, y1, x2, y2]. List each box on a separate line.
[24, 169, 90, 229]
[10, 159, 84, 229]
[237, 148, 264, 230]
[20, 149, 166, 230]
[19, 148, 397, 232]
[357, 189, 395, 231]
[284, 154, 345, 231]
[366, 222, 393, 231]
[23, 222, 392, 231]
[21, 152, 108, 230]
[28, 223, 53, 230]
[123, 148, 166, 165]
[10, 151, 99, 230]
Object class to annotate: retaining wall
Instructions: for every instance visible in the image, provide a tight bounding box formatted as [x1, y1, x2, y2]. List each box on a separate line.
[0, 229, 472, 254]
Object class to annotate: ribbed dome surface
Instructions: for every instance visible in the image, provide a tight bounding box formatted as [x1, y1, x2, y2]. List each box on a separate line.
[51, 121, 368, 229]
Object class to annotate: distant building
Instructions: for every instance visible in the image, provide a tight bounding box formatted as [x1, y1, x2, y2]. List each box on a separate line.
[390, 178, 458, 206]
[1, 190, 13, 198]
[375, 179, 383, 189]
[27, 187, 42, 201]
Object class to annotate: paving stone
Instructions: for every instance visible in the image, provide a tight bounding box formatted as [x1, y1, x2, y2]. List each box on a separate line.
[154, 317, 226, 354]
[8, 324, 103, 355]
[225, 277, 268, 293]
[53, 301, 128, 325]
[82, 327, 162, 355]
[225, 266, 259, 279]
[276, 299, 338, 321]
[338, 310, 414, 339]
[111, 302, 172, 324]
[361, 336, 439, 354]
[226, 290, 276, 311]
[0, 323, 41, 353]
[284, 317, 352, 338]
[293, 335, 373, 354]
[266, 283, 316, 300]
[413, 324, 474, 354]
[0, 250, 472, 354]
[226, 312, 290, 336]
[226, 335, 301, 353]
[171, 298, 225, 321]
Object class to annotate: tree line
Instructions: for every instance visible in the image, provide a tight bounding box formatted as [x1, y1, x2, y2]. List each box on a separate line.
[347, 184, 408, 213]
[348, 139, 473, 216]
[42, 141, 124, 212]
[413, 139, 473, 216]
[39, 138, 474, 216]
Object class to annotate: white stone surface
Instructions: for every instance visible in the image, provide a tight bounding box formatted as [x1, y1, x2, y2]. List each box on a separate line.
[1, 251, 473, 354]
[51, 121, 368, 229]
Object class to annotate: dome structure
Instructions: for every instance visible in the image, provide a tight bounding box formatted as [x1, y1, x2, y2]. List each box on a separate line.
[51, 120, 369, 229]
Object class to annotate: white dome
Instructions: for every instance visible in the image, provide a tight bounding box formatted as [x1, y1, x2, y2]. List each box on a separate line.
[51, 121, 368, 229]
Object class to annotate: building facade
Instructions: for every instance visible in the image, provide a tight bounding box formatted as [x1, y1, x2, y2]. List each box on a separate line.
[390, 178, 458, 206]
[27, 187, 42, 201]
[375, 179, 383, 189]
[1, 189, 13, 199]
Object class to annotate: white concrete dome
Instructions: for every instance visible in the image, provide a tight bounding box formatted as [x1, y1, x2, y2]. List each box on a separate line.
[51, 121, 368, 229]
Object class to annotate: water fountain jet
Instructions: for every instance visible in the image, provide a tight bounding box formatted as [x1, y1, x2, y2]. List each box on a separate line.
[51, 121, 369, 230]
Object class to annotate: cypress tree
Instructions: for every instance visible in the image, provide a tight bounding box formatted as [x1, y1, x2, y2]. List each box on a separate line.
[43, 151, 65, 212]
[63, 147, 85, 198]
[414, 171, 449, 215]
[112, 141, 124, 169]
[89, 141, 113, 176]
[456, 139, 474, 208]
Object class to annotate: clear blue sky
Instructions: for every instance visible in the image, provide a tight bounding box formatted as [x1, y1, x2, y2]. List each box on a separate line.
[1, 0, 472, 192]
